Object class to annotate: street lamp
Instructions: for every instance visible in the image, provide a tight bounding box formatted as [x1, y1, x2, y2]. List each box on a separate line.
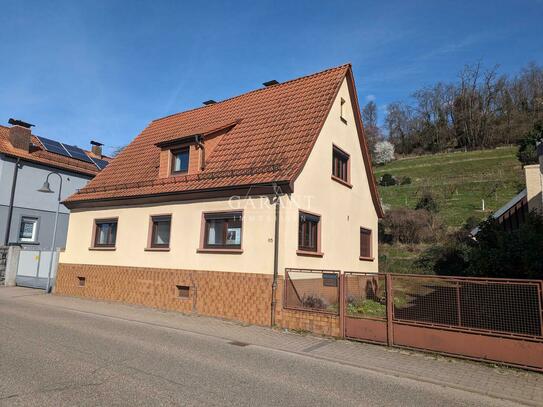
[37, 172, 63, 293]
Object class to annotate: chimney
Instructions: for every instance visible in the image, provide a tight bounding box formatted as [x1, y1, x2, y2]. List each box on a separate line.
[8, 118, 33, 152]
[90, 140, 103, 158]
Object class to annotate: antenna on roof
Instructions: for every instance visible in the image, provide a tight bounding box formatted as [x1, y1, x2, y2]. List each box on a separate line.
[8, 118, 34, 128]
[263, 80, 279, 87]
[203, 100, 216, 106]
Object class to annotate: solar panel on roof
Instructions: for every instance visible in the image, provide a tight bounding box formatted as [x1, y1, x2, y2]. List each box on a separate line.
[90, 156, 109, 170]
[35, 136, 71, 157]
[62, 144, 94, 163]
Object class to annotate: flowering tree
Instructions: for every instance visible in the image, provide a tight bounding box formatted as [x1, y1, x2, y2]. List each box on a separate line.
[373, 141, 395, 164]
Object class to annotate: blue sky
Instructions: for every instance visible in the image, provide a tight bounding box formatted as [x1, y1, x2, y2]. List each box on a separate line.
[1, 0, 542, 155]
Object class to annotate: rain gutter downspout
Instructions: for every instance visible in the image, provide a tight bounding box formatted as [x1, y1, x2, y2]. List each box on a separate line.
[270, 183, 282, 326]
[4, 158, 21, 246]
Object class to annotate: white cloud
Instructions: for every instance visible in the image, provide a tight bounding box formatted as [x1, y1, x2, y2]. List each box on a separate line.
[365, 94, 376, 102]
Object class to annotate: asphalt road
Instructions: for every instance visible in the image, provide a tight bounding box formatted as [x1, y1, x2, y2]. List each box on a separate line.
[0, 292, 525, 406]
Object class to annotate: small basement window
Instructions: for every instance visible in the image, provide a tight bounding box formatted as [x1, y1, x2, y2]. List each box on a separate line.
[177, 285, 190, 298]
[171, 147, 190, 174]
[77, 276, 86, 287]
[332, 146, 350, 183]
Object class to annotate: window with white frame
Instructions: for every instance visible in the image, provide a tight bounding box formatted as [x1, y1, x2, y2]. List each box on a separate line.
[19, 217, 38, 243]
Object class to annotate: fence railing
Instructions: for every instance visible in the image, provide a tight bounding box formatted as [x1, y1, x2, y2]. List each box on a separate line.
[287, 269, 543, 371]
[391, 274, 543, 339]
[284, 268, 340, 315]
[0, 246, 8, 284]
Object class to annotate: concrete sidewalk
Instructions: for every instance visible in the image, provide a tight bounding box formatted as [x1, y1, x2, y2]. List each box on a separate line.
[2, 287, 542, 406]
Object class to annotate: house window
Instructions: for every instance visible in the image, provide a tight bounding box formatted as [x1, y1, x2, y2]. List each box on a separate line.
[332, 146, 349, 183]
[298, 211, 320, 252]
[177, 285, 190, 298]
[171, 147, 189, 174]
[340, 97, 347, 122]
[203, 212, 242, 249]
[150, 215, 171, 248]
[94, 219, 117, 247]
[19, 217, 38, 243]
[360, 228, 372, 259]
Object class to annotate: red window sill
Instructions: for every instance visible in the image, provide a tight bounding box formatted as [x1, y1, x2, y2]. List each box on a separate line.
[88, 247, 116, 251]
[197, 248, 243, 254]
[331, 175, 352, 189]
[296, 250, 324, 258]
[145, 247, 170, 252]
[359, 256, 375, 262]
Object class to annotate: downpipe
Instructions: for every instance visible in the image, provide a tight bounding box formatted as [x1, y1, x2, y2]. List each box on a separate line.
[270, 183, 282, 327]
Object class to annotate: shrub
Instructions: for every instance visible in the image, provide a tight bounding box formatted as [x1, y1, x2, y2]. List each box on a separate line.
[373, 141, 395, 165]
[379, 173, 397, 186]
[301, 294, 326, 310]
[415, 191, 439, 212]
[381, 208, 445, 244]
[400, 176, 412, 185]
[417, 212, 543, 279]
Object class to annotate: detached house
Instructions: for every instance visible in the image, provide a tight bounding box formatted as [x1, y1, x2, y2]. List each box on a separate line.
[56, 64, 383, 335]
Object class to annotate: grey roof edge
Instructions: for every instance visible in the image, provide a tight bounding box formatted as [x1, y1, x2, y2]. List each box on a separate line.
[470, 188, 527, 236]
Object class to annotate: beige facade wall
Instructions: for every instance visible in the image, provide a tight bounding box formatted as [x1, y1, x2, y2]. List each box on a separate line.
[277, 78, 379, 273]
[525, 164, 543, 213]
[60, 77, 379, 275]
[60, 197, 276, 274]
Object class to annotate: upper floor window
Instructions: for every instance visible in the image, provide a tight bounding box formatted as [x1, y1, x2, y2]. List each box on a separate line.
[171, 147, 189, 174]
[19, 217, 38, 243]
[149, 215, 171, 249]
[298, 211, 320, 253]
[340, 97, 347, 123]
[360, 227, 372, 260]
[203, 212, 242, 250]
[94, 219, 117, 248]
[332, 146, 350, 184]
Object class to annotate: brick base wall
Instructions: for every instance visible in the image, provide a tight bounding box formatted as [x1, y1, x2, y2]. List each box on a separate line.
[55, 263, 341, 336]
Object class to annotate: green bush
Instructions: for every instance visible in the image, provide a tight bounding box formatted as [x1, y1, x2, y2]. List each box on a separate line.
[400, 176, 412, 185]
[517, 122, 543, 166]
[347, 298, 386, 318]
[415, 191, 439, 212]
[379, 173, 397, 187]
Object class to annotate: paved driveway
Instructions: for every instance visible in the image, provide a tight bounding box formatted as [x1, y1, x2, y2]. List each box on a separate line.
[0, 287, 539, 406]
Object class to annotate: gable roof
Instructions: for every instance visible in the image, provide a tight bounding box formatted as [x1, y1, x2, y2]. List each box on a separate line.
[65, 64, 383, 217]
[0, 125, 105, 177]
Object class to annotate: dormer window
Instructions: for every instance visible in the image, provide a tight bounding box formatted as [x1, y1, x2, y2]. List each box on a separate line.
[171, 147, 189, 174]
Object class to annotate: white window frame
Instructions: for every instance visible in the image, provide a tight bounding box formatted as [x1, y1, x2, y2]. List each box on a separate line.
[19, 217, 38, 243]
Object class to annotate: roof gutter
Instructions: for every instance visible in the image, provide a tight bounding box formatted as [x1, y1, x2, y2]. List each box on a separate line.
[63, 181, 293, 210]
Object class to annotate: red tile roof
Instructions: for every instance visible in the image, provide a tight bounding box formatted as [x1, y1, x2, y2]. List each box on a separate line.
[65, 64, 383, 216]
[0, 126, 104, 176]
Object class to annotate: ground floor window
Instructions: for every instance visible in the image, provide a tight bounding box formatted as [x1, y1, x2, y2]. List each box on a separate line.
[150, 215, 172, 248]
[94, 219, 118, 248]
[298, 211, 320, 252]
[360, 227, 372, 259]
[19, 217, 38, 243]
[203, 212, 242, 249]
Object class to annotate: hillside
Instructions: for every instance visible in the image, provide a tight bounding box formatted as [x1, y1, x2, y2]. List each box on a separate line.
[374, 147, 525, 228]
[374, 147, 525, 273]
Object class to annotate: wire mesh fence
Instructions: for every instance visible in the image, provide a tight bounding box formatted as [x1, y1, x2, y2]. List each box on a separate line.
[391, 275, 543, 337]
[284, 269, 340, 314]
[344, 272, 386, 319]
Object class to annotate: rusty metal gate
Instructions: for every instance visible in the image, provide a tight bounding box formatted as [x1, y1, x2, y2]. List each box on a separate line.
[343, 273, 543, 372]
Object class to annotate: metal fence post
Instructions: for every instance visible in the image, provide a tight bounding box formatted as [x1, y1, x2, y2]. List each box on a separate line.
[386, 273, 394, 346]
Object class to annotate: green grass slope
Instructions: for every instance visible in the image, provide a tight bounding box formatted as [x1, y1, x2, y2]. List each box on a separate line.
[374, 147, 525, 228]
